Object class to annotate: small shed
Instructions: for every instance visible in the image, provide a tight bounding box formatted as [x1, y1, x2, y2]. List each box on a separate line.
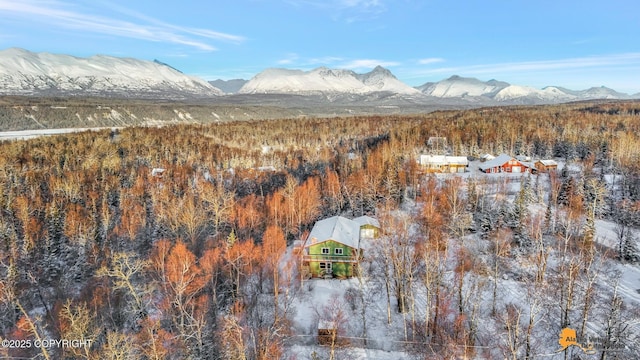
[535, 159, 558, 172]
[317, 320, 348, 346]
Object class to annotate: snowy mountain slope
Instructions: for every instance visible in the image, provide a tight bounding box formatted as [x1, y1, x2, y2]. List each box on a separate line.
[418, 75, 509, 98]
[0, 48, 635, 104]
[238, 66, 420, 95]
[494, 85, 577, 102]
[0, 48, 223, 97]
[417, 75, 632, 104]
[355, 65, 421, 94]
[578, 86, 631, 100]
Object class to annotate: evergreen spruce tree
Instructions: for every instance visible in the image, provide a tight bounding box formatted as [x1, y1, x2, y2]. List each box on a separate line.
[621, 233, 639, 263]
[544, 200, 554, 235]
[558, 177, 575, 206]
[512, 182, 531, 248]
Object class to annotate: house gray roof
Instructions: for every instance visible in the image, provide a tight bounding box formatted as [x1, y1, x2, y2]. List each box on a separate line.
[479, 153, 518, 171]
[306, 216, 361, 249]
[353, 216, 381, 229]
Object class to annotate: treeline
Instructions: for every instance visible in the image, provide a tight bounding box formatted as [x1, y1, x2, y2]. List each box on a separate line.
[0, 96, 304, 130]
[0, 101, 639, 359]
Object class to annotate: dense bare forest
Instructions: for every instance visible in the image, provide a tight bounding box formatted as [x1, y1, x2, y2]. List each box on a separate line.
[1, 101, 640, 359]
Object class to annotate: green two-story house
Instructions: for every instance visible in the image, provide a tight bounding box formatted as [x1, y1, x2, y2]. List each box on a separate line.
[302, 215, 380, 279]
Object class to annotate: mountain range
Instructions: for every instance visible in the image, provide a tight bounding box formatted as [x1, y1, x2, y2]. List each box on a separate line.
[0, 48, 222, 98]
[416, 75, 631, 103]
[0, 48, 637, 104]
[238, 66, 421, 95]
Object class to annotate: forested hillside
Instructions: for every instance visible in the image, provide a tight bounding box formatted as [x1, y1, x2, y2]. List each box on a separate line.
[1, 101, 639, 359]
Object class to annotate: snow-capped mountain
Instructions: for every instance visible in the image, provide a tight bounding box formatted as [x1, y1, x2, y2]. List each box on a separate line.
[0, 48, 635, 104]
[417, 75, 633, 104]
[418, 75, 509, 98]
[0, 48, 223, 98]
[493, 85, 577, 102]
[238, 66, 421, 95]
[576, 86, 630, 100]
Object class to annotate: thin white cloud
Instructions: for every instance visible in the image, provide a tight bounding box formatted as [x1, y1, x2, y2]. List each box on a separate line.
[277, 53, 300, 65]
[91, 0, 245, 43]
[286, 0, 383, 9]
[284, 0, 386, 21]
[340, 0, 383, 10]
[419, 53, 640, 76]
[341, 59, 400, 69]
[0, 0, 245, 51]
[418, 57, 445, 65]
[274, 54, 345, 67]
[309, 56, 344, 64]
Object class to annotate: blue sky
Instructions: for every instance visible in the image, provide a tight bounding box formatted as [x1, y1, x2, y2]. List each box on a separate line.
[1, 0, 639, 93]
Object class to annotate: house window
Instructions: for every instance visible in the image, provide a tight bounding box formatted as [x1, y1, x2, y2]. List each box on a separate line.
[321, 248, 330, 254]
[319, 262, 332, 270]
[335, 248, 344, 255]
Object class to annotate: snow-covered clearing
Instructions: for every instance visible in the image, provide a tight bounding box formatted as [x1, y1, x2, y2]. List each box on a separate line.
[0, 127, 119, 141]
[286, 277, 414, 359]
[284, 163, 640, 358]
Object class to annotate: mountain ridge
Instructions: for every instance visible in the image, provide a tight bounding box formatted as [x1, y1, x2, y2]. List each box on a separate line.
[416, 75, 634, 104]
[0, 48, 636, 104]
[238, 66, 421, 95]
[0, 48, 223, 98]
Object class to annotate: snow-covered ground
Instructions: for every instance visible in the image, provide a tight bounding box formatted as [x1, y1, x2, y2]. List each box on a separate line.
[286, 277, 414, 360]
[0, 127, 119, 141]
[284, 163, 640, 358]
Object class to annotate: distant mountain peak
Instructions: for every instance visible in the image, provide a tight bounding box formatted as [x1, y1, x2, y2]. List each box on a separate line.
[366, 65, 394, 77]
[417, 75, 631, 103]
[370, 65, 390, 72]
[153, 59, 183, 73]
[238, 66, 419, 95]
[418, 75, 509, 98]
